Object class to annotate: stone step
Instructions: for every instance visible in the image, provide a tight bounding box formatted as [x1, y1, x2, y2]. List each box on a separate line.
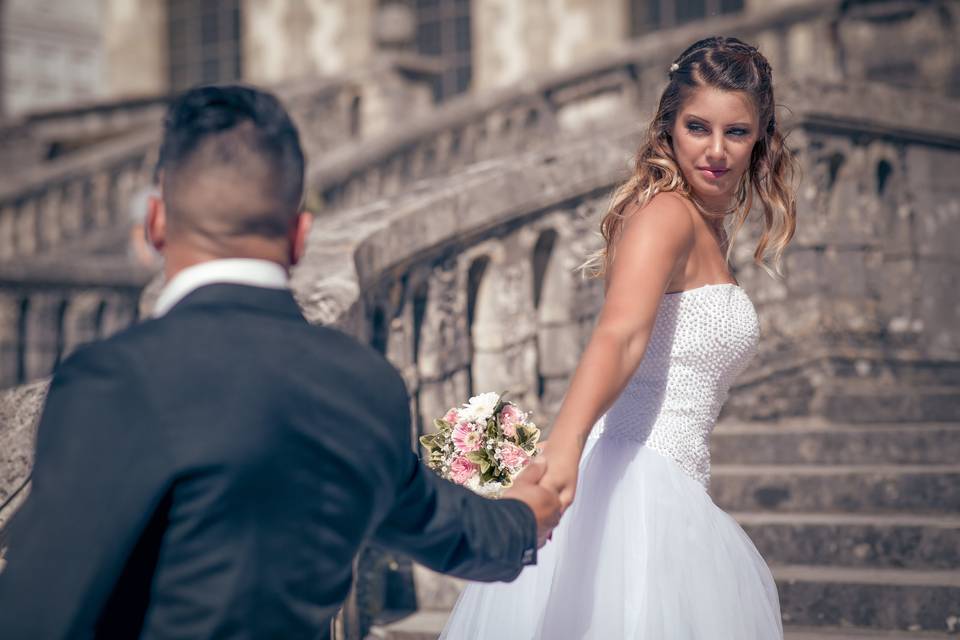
[818, 387, 960, 424]
[711, 422, 960, 466]
[784, 626, 959, 639]
[776, 565, 960, 633]
[710, 464, 960, 514]
[734, 512, 960, 570]
[368, 574, 960, 640]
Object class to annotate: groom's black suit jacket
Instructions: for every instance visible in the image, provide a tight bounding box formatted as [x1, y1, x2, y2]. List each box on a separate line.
[0, 284, 536, 639]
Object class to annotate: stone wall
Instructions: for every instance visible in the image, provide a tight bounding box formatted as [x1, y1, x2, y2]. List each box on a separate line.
[2, 0, 104, 116]
[726, 81, 960, 422]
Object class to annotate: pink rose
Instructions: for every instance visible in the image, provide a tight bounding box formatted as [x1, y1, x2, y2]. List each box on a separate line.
[499, 404, 524, 438]
[499, 443, 530, 472]
[449, 457, 478, 485]
[452, 422, 483, 453]
[443, 408, 460, 424]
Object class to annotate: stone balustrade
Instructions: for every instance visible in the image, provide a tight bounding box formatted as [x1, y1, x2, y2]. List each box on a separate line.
[0, 264, 149, 390]
[0, 76, 364, 266]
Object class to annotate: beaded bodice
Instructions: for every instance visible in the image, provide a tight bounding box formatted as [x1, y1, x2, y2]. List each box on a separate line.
[599, 283, 759, 488]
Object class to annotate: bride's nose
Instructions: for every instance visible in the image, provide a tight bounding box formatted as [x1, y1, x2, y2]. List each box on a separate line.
[705, 133, 726, 164]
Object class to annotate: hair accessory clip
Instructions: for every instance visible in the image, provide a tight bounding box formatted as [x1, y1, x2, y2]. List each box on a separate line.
[669, 63, 680, 73]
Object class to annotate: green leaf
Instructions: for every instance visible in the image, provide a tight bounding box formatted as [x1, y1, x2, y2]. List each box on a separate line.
[466, 451, 489, 466]
[419, 434, 437, 448]
[434, 418, 453, 432]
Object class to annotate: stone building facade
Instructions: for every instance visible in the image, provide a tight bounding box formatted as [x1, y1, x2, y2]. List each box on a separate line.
[8, 0, 957, 118]
[1, 0, 104, 116]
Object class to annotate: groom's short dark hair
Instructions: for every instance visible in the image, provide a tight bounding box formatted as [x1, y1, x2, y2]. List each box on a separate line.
[157, 85, 305, 239]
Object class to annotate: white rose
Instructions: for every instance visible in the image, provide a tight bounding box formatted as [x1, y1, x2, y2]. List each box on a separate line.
[460, 392, 501, 422]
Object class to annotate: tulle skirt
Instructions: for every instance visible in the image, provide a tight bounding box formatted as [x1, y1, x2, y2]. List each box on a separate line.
[440, 432, 783, 639]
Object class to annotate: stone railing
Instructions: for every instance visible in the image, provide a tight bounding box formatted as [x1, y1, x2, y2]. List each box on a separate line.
[0, 262, 150, 389]
[0, 76, 365, 265]
[309, 0, 842, 211]
[0, 93, 172, 174]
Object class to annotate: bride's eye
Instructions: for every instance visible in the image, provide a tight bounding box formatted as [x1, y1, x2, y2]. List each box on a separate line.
[686, 123, 707, 134]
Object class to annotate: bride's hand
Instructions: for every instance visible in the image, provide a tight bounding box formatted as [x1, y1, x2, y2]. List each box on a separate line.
[538, 436, 584, 512]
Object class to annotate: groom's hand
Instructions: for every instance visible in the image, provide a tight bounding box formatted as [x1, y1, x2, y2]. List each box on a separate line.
[503, 458, 561, 547]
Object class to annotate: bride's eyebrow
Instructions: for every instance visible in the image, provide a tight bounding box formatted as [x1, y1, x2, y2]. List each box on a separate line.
[684, 114, 753, 128]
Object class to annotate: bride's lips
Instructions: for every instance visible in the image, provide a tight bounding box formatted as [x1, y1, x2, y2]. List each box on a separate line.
[698, 167, 729, 180]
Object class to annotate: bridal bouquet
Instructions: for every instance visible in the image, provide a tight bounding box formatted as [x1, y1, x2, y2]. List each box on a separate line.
[420, 392, 541, 498]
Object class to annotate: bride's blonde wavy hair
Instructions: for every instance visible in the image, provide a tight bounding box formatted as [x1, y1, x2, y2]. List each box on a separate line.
[583, 36, 798, 278]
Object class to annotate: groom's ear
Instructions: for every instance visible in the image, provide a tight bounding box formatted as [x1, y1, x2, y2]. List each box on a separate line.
[146, 192, 167, 252]
[289, 211, 312, 266]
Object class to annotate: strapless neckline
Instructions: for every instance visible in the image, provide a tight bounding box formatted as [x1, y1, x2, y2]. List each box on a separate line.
[664, 282, 741, 296]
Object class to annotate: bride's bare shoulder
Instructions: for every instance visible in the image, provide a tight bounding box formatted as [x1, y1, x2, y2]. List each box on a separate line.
[619, 191, 696, 246]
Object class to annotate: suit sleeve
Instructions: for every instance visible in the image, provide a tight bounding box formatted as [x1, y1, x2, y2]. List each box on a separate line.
[372, 457, 537, 582]
[369, 371, 537, 583]
[0, 345, 171, 638]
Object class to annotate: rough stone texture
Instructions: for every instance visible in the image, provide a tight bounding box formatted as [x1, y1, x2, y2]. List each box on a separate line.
[711, 423, 960, 466]
[776, 566, 960, 633]
[0, 379, 46, 532]
[739, 514, 960, 571]
[710, 465, 960, 515]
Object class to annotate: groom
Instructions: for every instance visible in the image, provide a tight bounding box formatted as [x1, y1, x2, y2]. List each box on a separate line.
[0, 85, 560, 638]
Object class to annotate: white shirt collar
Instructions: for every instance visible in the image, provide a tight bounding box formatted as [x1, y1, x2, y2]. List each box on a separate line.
[152, 258, 289, 318]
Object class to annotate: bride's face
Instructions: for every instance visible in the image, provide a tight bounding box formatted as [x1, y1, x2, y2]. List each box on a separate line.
[671, 86, 760, 210]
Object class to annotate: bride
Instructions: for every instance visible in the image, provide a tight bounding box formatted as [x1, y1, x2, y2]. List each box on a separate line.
[441, 36, 797, 639]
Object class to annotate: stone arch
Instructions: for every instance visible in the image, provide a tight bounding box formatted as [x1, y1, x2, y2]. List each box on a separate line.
[469, 238, 538, 412]
[465, 254, 490, 396]
[529, 214, 590, 426]
[369, 305, 388, 355]
[410, 279, 429, 366]
[532, 229, 558, 311]
[876, 159, 893, 197]
[413, 259, 469, 437]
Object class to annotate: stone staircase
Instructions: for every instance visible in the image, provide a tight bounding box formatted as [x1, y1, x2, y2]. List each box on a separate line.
[368, 420, 960, 639]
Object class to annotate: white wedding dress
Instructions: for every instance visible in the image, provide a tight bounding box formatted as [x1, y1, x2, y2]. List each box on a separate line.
[440, 283, 783, 639]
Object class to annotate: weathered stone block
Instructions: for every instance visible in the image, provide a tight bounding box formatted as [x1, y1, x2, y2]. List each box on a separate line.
[535, 323, 581, 378]
[711, 464, 960, 514]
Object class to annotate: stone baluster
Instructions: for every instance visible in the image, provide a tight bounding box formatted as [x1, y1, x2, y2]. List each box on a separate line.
[90, 172, 111, 229]
[96, 291, 137, 340]
[0, 292, 20, 388]
[22, 292, 64, 383]
[15, 199, 38, 258]
[0, 205, 14, 262]
[38, 186, 63, 251]
[59, 180, 83, 239]
[62, 290, 109, 361]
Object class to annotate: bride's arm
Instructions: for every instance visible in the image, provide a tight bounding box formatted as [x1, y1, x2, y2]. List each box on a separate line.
[540, 193, 695, 509]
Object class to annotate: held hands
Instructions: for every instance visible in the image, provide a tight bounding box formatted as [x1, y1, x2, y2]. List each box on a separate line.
[536, 435, 583, 513]
[502, 457, 561, 548]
